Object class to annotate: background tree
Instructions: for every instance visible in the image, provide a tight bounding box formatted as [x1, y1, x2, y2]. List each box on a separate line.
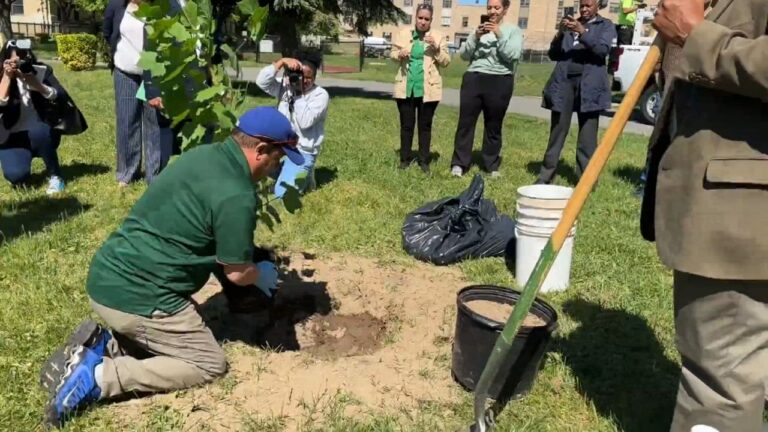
[263, 0, 405, 55]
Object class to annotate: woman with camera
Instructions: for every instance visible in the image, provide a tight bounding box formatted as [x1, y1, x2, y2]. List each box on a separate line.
[390, 3, 450, 174]
[255, 52, 330, 198]
[450, 0, 523, 178]
[0, 40, 87, 193]
[534, 0, 615, 185]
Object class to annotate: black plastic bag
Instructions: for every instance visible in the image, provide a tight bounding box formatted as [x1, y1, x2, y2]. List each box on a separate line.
[402, 174, 515, 265]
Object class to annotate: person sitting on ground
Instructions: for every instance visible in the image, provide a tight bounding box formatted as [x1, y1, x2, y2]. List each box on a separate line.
[256, 52, 329, 198]
[0, 39, 87, 194]
[38, 107, 303, 428]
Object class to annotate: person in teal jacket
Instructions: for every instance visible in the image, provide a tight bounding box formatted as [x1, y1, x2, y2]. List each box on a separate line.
[450, 0, 523, 178]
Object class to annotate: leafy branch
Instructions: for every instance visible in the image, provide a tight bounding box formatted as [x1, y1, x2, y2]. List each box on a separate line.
[137, 0, 302, 222]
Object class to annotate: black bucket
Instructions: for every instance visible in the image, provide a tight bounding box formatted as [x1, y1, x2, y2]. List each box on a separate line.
[451, 285, 558, 401]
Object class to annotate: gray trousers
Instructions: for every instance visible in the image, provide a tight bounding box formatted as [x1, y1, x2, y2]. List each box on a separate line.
[113, 68, 171, 184]
[537, 75, 599, 184]
[90, 300, 227, 399]
[671, 271, 768, 432]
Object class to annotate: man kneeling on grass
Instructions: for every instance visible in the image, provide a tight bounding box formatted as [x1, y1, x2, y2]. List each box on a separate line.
[38, 106, 303, 428]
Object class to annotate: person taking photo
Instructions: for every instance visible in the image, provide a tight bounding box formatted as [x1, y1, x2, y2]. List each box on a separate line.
[390, 3, 451, 174]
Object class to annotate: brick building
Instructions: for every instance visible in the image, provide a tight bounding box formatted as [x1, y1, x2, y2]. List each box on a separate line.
[368, 0, 659, 52]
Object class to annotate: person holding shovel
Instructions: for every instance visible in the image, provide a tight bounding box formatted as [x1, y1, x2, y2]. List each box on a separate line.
[645, 1, 768, 431]
[390, 3, 451, 173]
[38, 107, 302, 428]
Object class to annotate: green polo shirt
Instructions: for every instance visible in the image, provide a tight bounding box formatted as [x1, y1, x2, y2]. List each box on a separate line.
[406, 30, 425, 98]
[618, 0, 636, 26]
[87, 138, 258, 317]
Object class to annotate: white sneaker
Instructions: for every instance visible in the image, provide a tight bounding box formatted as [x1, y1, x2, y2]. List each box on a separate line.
[490, 171, 501, 179]
[451, 166, 463, 177]
[46, 176, 65, 195]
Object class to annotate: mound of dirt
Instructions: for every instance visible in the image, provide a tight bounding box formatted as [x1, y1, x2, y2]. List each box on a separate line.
[112, 252, 470, 431]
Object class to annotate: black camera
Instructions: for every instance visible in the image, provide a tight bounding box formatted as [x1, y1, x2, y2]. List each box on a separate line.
[18, 56, 35, 75]
[284, 66, 304, 95]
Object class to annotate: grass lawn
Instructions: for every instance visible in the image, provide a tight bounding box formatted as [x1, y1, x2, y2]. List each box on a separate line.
[0, 67, 685, 431]
[242, 52, 554, 98]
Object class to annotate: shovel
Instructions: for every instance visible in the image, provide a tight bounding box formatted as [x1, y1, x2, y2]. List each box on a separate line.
[468, 39, 663, 432]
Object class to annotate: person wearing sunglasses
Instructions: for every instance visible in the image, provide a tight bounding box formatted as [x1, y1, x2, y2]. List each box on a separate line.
[39, 107, 303, 427]
[0, 39, 87, 193]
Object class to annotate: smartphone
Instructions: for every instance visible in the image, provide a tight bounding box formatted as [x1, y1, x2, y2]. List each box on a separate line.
[563, 6, 575, 18]
[480, 14, 490, 24]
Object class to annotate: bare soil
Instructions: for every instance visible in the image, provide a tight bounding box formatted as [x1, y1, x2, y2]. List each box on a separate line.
[465, 299, 548, 327]
[111, 252, 470, 431]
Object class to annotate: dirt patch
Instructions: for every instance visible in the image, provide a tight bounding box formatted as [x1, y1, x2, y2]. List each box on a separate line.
[111, 252, 470, 431]
[465, 300, 547, 327]
[302, 313, 386, 359]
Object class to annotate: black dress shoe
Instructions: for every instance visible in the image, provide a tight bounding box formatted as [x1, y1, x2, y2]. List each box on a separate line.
[419, 163, 430, 174]
[399, 160, 411, 170]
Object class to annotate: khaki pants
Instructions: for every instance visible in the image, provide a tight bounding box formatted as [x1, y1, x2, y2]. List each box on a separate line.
[90, 299, 227, 399]
[671, 271, 768, 432]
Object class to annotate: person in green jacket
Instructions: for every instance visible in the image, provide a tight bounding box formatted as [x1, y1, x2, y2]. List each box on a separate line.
[450, 0, 523, 178]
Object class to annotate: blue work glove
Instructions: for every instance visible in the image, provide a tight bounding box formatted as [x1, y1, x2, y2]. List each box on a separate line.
[255, 261, 279, 297]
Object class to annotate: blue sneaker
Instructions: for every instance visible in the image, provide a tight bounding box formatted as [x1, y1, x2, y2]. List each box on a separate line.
[40, 321, 111, 396]
[46, 176, 65, 195]
[44, 346, 102, 428]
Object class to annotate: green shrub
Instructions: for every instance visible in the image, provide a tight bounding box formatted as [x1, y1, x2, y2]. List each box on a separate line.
[55, 33, 99, 71]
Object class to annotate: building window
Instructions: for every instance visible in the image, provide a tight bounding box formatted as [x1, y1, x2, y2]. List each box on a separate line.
[520, 0, 530, 7]
[462, 16, 468, 27]
[609, 1, 620, 13]
[443, 0, 452, 7]
[404, 0, 413, 6]
[383, 32, 392, 41]
[441, 16, 451, 26]
[10, 0, 24, 15]
[518, 17, 528, 29]
[403, 14, 412, 24]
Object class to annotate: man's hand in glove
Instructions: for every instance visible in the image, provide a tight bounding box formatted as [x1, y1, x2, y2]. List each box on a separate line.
[255, 261, 279, 296]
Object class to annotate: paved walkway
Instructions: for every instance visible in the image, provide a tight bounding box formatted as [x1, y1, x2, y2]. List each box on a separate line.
[238, 67, 654, 137]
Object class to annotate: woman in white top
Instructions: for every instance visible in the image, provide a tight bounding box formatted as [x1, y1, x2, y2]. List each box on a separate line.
[0, 40, 87, 194]
[103, 0, 175, 186]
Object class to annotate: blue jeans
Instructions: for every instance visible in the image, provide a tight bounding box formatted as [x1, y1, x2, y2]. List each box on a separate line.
[272, 151, 316, 199]
[0, 123, 62, 186]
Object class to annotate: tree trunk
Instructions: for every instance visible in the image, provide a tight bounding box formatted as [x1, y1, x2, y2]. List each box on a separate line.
[274, 12, 300, 56]
[0, 2, 12, 44]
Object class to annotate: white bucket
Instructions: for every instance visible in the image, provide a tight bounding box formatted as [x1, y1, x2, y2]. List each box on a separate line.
[515, 224, 575, 294]
[516, 185, 573, 210]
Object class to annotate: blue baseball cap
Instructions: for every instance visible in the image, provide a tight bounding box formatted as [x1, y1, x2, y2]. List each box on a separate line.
[236, 106, 304, 165]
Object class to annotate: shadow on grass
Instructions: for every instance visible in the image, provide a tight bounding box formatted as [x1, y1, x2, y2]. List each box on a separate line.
[323, 85, 392, 100]
[525, 161, 579, 185]
[391, 150, 442, 165]
[613, 164, 645, 188]
[27, 162, 110, 187]
[314, 166, 338, 190]
[554, 298, 679, 432]
[0, 196, 92, 245]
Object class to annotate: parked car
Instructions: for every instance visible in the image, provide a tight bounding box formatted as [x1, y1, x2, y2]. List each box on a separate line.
[609, 9, 660, 124]
[363, 37, 391, 58]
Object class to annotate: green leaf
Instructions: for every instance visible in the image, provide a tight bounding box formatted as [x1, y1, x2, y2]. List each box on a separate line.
[135, 3, 164, 20]
[247, 6, 270, 42]
[281, 184, 303, 214]
[167, 22, 192, 42]
[259, 210, 275, 232]
[194, 84, 227, 102]
[138, 52, 166, 77]
[237, 0, 259, 14]
[293, 171, 309, 191]
[266, 205, 282, 225]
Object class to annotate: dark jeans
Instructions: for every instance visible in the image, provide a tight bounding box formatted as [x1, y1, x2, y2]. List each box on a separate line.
[396, 97, 439, 165]
[0, 124, 62, 186]
[451, 72, 514, 172]
[617, 25, 634, 45]
[537, 75, 599, 184]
